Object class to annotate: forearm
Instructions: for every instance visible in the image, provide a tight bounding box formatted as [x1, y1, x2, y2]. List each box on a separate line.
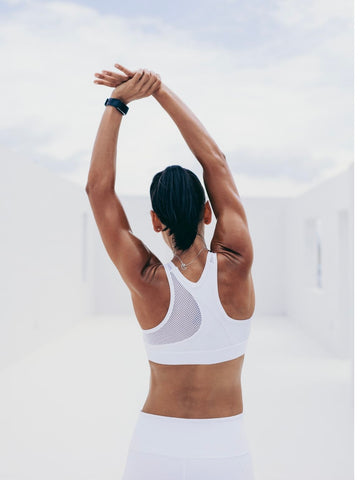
[153, 84, 225, 168]
[86, 107, 123, 190]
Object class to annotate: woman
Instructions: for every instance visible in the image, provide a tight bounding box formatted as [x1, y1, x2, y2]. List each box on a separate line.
[87, 64, 255, 479]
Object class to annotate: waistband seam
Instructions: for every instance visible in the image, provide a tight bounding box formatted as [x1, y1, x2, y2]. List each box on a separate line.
[138, 411, 244, 423]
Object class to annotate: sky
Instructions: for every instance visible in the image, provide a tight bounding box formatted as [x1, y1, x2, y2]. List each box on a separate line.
[0, 0, 354, 196]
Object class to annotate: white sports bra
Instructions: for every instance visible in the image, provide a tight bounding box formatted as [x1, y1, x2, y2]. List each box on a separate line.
[142, 250, 252, 365]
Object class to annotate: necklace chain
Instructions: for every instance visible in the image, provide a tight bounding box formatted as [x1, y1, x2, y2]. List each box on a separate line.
[174, 247, 208, 270]
[173, 237, 209, 270]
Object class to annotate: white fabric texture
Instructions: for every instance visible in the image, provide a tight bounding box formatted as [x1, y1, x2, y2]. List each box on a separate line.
[142, 251, 252, 365]
[122, 411, 254, 480]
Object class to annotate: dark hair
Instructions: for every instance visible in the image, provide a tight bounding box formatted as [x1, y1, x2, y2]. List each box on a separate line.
[150, 165, 206, 251]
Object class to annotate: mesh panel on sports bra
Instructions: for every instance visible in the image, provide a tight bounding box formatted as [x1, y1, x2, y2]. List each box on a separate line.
[144, 272, 202, 345]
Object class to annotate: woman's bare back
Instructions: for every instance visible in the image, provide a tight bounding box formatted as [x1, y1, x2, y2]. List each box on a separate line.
[131, 249, 255, 418]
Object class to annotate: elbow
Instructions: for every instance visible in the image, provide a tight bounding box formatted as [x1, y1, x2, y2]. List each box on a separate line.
[216, 151, 228, 170]
[214, 150, 226, 163]
[212, 150, 226, 163]
[85, 178, 115, 194]
[85, 182, 97, 195]
[216, 151, 227, 167]
[203, 151, 227, 168]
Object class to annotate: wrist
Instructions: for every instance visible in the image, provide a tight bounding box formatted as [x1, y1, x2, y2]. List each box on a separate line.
[110, 89, 131, 104]
[105, 97, 129, 116]
[152, 83, 167, 100]
[111, 96, 130, 104]
[104, 105, 123, 123]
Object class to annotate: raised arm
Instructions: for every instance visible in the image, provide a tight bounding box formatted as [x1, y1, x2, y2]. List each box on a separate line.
[154, 85, 225, 173]
[153, 84, 253, 268]
[86, 69, 163, 294]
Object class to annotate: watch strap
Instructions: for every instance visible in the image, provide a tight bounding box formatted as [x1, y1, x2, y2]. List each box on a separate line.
[104, 97, 129, 115]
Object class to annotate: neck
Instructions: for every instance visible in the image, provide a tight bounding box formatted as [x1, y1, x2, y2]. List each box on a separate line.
[171, 233, 208, 263]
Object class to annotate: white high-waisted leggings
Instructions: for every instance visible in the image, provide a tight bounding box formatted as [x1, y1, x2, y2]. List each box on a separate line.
[122, 411, 254, 479]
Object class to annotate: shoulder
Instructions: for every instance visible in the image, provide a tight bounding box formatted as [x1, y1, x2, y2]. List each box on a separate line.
[211, 246, 252, 278]
[133, 255, 169, 295]
[129, 257, 171, 330]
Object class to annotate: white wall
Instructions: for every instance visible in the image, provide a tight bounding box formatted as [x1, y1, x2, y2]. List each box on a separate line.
[0, 148, 91, 370]
[244, 198, 288, 315]
[285, 165, 354, 358]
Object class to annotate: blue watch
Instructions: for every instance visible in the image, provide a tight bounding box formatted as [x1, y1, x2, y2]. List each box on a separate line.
[104, 97, 129, 115]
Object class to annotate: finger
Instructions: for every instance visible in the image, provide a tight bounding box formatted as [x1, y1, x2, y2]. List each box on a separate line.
[115, 64, 135, 76]
[140, 71, 159, 91]
[100, 72, 124, 84]
[129, 69, 145, 84]
[144, 73, 160, 90]
[102, 70, 128, 81]
[137, 69, 152, 88]
[153, 72, 161, 84]
[93, 79, 114, 87]
[144, 76, 161, 95]
[94, 73, 110, 80]
[94, 73, 117, 87]
[149, 73, 161, 87]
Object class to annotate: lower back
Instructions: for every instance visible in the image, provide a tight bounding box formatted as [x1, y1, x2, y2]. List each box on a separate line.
[141, 356, 245, 418]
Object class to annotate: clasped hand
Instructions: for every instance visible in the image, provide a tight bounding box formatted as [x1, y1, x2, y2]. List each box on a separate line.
[94, 64, 161, 104]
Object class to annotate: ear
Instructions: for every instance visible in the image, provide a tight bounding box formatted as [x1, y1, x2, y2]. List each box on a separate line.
[203, 200, 212, 225]
[150, 210, 163, 232]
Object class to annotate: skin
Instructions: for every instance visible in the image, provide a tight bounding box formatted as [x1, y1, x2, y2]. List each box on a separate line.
[139, 218, 254, 418]
[87, 65, 255, 418]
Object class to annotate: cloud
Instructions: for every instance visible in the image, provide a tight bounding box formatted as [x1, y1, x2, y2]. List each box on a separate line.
[271, 0, 352, 29]
[0, 0, 353, 196]
[227, 147, 338, 182]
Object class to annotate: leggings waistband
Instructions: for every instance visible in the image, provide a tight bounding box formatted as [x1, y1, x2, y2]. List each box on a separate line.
[128, 410, 250, 459]
[139, 411, 244, 423]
